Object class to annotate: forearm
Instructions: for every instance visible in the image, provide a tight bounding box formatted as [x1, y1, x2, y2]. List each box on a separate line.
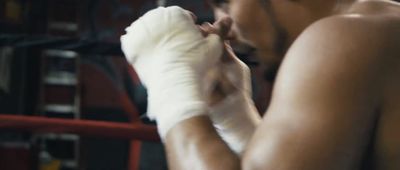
[121, 6, 236, 169]
[210, 92, 261, 154]
[165, 115, 240, 170]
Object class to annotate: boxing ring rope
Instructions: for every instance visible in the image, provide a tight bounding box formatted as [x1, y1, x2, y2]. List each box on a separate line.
[0, 114, 160, 141]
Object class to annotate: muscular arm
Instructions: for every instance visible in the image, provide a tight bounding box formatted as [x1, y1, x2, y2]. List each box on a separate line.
[165, 116, 240, 170]
[242, 17, 387, 169]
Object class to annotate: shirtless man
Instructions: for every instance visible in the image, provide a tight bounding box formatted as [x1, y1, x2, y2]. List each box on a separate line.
[121, 0, 400, 169]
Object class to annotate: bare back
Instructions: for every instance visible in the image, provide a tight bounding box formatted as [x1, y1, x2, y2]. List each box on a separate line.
[371, 28, 400, 169]
[373, 51, 400, 170]
[349, 1, 400, 169]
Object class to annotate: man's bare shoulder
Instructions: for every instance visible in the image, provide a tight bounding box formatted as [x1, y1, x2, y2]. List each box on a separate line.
[304, 0, 400, 56]
[276, 11, 400, 105]
[286, 10, 400, 68]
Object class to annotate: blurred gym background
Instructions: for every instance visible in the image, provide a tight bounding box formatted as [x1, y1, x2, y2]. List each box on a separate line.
[0, 0, 272, 170]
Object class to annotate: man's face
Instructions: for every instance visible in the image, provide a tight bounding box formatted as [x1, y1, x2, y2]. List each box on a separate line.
[208, 0, 282, 66]
[208, 0, 313, 68]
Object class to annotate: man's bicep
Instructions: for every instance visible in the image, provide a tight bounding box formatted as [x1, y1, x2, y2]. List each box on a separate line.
[242, 18, 383, 170]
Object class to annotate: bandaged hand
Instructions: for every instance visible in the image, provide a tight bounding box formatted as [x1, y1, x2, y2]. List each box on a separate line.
[120, 6, 223, 139]
[201, 20, 262, 155]
[209, 46, 261, 155]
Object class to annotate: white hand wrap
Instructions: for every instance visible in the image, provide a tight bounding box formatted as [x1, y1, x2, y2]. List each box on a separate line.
[209, 52, 261, 155]
[120, 6, 223, 139]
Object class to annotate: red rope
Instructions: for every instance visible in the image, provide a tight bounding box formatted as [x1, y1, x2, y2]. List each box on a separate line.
[0, 114, 160, 141]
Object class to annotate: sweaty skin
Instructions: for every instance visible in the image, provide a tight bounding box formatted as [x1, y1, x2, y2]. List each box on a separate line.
[165, 0, 400, 169]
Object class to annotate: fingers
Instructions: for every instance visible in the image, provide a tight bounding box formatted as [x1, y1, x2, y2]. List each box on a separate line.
[199, 17, 233, 39]
[198, 17, 235, 64]
[200, 22, 217, 35]
[199, 23, 214, 37]
[198, 16, 235, 68]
